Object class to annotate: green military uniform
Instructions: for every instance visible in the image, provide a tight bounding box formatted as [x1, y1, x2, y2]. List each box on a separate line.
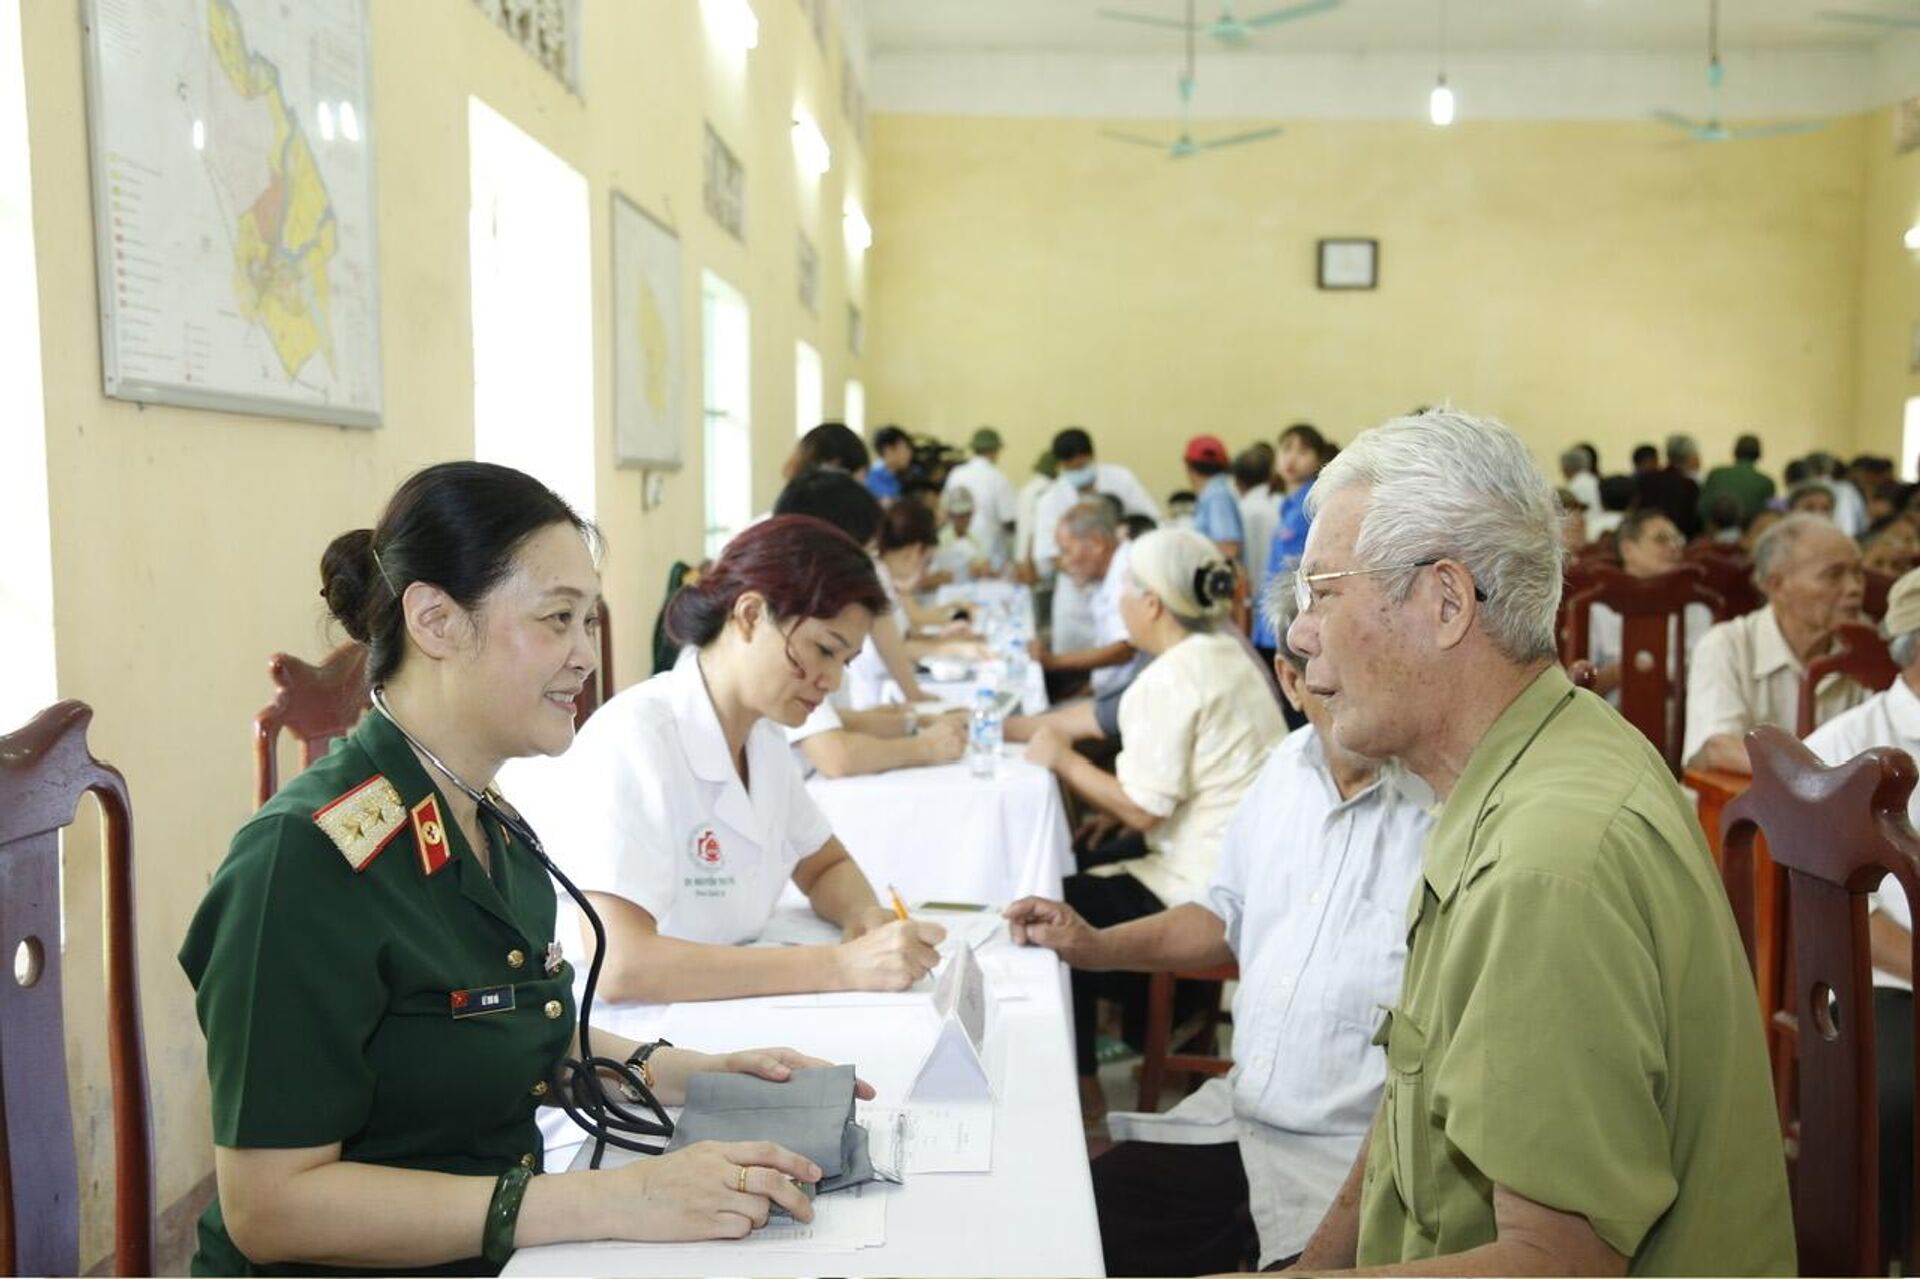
[1698, 461, 1777, 527]
[1356, 665, 1795, 1275]
[179, 710, 577, 1277]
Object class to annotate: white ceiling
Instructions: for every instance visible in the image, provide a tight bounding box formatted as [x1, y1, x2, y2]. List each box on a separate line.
[867, 0, 1913, 56]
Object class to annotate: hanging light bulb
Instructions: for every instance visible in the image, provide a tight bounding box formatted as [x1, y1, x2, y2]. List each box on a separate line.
[1428, 0, 1454, 127]
[1906, 224, 1920, 253]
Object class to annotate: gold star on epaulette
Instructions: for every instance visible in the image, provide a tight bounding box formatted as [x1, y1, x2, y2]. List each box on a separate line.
[313, 776, 408, 872]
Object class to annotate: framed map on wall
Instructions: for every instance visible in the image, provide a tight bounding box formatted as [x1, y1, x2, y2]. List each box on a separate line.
[611, 191, 685, 470]
[82, 0, 383, 427]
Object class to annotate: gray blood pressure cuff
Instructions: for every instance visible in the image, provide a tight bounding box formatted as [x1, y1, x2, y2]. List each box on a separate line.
[665, 1064, 879, 1193]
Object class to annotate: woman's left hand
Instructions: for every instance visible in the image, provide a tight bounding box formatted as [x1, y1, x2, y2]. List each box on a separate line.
[654, 1046, 877, 1103]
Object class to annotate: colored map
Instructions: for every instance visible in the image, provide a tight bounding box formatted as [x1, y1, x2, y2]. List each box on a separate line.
[205, 0, 337, 382]
[86, 0, 381, 424]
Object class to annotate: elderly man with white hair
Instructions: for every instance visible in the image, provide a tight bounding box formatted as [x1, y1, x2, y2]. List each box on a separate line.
[1283, 410, 1793, 1276]
[1803, 563, 1920, 1271]
[1683, 512, 1868, 774]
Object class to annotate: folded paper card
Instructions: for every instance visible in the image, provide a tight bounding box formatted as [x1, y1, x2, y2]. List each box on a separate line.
[909, 942, 992, 1102]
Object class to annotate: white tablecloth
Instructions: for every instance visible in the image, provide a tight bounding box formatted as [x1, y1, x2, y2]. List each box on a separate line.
[504, 925, 1104, 1277]
[807, 744, 1072, 904]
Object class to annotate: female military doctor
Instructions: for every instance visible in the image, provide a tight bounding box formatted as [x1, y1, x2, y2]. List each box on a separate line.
[180, 464, 859, 1276]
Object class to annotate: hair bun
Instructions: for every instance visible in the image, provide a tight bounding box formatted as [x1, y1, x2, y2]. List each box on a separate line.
[1192, 561, 1238, 617]
[319, 528, 380, 643]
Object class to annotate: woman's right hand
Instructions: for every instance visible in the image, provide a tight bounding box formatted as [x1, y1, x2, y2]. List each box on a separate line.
[834, 918, 947, 990]
[603, 1140, 819, 1241]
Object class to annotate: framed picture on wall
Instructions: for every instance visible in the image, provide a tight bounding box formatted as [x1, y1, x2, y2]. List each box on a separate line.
[1317, 238, 1379, 291]
[611, 191, 685, 469]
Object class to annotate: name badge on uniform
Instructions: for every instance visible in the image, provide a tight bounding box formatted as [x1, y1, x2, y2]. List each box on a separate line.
[450, 985, 516, 1018]
[543, 942, 564, 976]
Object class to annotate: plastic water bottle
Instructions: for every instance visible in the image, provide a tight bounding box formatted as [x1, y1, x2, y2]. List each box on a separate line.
[968, 685, 1004, 779]
[1003, 633, 1030, 695]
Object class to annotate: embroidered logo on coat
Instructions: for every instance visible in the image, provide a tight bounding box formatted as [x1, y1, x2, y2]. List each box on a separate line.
[688, 824, 725, 870]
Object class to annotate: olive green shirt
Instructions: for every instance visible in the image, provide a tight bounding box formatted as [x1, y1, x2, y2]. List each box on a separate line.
[1698, 461, 1777, 527]
[179, 710, 576, 1277]
[1356, 665, 1795, 1275]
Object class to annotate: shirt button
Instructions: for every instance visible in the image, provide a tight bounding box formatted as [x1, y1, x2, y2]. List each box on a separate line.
[507, 949, 526, 969]
[519, 1153, 536, 1169]
[1280, 975, 1294, 988]
[529, 1079, 549, 1098]
[543, 999, 563, 1020]
[1309, 892, 1323, 905]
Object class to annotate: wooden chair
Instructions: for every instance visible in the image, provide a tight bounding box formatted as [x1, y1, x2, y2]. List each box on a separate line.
[1561, 565, 1724, 774]
[1722, 726, 1920, 1277]
[1865, 569, 1897, 624]
[574, 599, 615, 727]
[1797, 622, 1898, 738]
[1136, 961, 1239, 1112]
[0, 702, 153, 1275]
[1684, 550, 1763, 620]
[251, 642, 370, 808]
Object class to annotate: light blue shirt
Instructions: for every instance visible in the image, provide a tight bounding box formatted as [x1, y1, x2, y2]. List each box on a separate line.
[1253, 476, 1316, 648]
[1191, 473, 1245, 551]
[865, 466, 902, 500]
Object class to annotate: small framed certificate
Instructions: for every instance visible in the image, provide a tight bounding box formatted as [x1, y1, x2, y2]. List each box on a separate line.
[1317, 238, 1379, 291]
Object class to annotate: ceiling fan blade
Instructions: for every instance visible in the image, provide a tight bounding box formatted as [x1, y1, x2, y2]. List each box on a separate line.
[1818, 8, 1920, 28]
[1102, 129, 1174, 149]
[1649, 109, 1708, 132]
[1726, 120, 1828, 140]
[1199, 126, 1285, 149]
[1243, 0, 1341, 28]
[1096, 7, 1195, 30]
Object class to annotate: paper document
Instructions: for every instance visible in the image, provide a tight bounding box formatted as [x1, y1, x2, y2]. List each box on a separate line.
[859, 1102, 995, 1173]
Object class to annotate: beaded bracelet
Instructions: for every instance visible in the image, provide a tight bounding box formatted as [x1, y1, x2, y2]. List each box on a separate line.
[481, 1164, 532, 1268]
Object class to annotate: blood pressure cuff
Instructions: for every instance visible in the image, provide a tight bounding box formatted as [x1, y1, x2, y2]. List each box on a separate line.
[665, 1063, 875, 1192]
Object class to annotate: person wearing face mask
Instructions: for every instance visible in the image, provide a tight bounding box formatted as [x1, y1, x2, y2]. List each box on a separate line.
[500, 515, 948, 1006]
[1032, 428, 1161, 654]
[180, 464, 856, 1276]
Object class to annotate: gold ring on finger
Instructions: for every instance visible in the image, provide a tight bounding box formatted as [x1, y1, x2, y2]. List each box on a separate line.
[736, 1166, 749, 1194]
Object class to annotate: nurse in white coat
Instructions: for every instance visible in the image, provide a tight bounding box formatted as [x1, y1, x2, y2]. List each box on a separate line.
[503, 515, 946, 1003]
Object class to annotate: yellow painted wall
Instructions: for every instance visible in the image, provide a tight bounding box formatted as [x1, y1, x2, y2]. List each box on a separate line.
[867, 113, 1872, 499]
[1854, 106, 1920, 462]
[19, 0, 865, 1263]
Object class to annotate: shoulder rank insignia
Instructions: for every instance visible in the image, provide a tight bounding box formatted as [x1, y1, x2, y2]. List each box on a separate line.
[412, 794, 452, 877]
[313, 776, 408, 872]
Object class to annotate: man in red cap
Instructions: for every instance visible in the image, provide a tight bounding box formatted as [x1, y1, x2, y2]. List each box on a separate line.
[1186, 434, 1244, 561]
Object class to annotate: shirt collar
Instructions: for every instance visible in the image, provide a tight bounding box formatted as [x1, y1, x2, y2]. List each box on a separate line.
[1887, 676, 1920, 738]
[1749, 606, 1805, 680]
[1422, 664, 1576, 904]
[352, 704, 442, 804]
[670, 647, 739, 785]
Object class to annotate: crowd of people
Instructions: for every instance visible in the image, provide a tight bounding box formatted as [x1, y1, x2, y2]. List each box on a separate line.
[179, 407, 1920, 1278]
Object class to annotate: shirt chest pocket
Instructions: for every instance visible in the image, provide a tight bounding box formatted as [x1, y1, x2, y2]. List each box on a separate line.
[1318, 898, 1406, 1033]
[1378, 1006, 1437, 1238]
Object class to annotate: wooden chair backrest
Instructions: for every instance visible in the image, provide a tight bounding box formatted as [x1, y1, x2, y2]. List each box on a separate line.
[251, 642, 370, 808]
[1723, 726, 1920, 1278]
[1865, 569, 1897, 623]
[574, 598, 615, 727]
[1797, 623, 1899, 738]
[1563, 565, 1723, 773]
[0, 702, 153, 1275]
[1685, 550, 1763, 620]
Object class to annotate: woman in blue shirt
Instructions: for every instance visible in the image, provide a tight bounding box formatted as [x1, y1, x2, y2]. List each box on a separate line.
[1252, 423, 1328, 654]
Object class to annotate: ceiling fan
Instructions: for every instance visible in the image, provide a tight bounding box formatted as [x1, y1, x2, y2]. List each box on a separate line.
[1816, 4, 1920, 31]
[1650, 0, 1826, 143]
[1102, 0, 1284, 157]
[1097, 0, 1341, 46]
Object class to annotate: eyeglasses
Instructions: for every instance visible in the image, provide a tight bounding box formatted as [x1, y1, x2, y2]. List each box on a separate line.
[1293, 558, 1489, 616]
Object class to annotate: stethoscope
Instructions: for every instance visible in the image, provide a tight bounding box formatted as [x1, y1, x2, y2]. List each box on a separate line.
[370, 688, 673, 1169]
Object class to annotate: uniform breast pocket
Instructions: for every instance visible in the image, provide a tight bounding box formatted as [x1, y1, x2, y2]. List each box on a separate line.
[1318, 899, 1406, 1033]
[1380, 1006, 1437, 1238]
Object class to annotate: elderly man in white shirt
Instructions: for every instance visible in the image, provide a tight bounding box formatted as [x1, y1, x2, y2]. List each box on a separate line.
[1032, 498, 1143, 701]
[1034, 428, 1162, 651]
[1005, 569, 1432, 1275]
[942, 427, 1018, 567]
[1684, 512, 1870, 773]
[1804, 563, 1920, 1268]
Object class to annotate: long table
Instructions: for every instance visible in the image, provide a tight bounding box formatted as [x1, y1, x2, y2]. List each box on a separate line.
[504, 917, 1104, 1277]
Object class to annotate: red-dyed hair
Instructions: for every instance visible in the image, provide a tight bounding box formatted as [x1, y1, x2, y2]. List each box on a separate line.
[664, 515, 888, 649]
